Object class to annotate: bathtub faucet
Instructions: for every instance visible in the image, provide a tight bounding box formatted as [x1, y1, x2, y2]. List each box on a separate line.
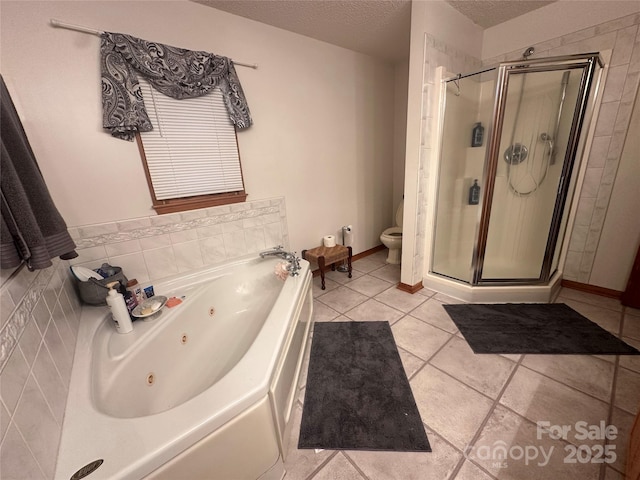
[259, 246, 301, 276]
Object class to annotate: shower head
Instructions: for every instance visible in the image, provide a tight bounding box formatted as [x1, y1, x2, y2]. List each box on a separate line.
[522, 47, 535, 59]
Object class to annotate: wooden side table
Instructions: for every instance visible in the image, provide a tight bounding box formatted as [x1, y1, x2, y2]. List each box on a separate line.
[301, 245, 352, 290]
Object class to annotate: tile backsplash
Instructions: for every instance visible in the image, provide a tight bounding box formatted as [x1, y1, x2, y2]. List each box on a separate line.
[68, 197, 289, 284]
[1, 258, 82, 478]
[0, 196, 288, 479]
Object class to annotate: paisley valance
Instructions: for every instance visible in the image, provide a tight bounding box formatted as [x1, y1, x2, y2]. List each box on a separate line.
[100, 33, 252, 140]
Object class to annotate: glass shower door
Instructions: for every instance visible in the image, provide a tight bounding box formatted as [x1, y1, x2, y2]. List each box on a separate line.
[477, 65, 587, 283]
[431, 69, 496, 283]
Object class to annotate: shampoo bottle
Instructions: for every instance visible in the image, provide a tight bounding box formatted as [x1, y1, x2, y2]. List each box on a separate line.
[471, 122, 484, 147]
[106, 281, 133, 334]
[469, 179, 480, 205]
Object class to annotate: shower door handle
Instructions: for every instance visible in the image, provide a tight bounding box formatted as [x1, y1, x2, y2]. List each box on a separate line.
[557, 175, 565, 194]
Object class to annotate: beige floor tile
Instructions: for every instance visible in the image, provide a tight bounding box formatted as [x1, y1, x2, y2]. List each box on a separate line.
[344, 299, 404, 324]
[409, 299, 460, 333]
[345, 275, 393, 297]
[614, 367, 640, 415]
[313, 301, 340, 322]
[287, 261, 637, 480]
[623, 312, 640, 340]
[619, 336, 640, 373]
[284, 403, 335, 479]
[606, 407, 635, 473]
[472, 405, 600, 480]
[500, 354, 522, 362]
[431, 336, 516, 399]
[521, 355, 614, 402]
[391, 316, 453, 361]
[626, 305, 640, 317]
[594, 354, 617, 364]
[310, 452, 365, 480]
[345, 429, 461, 480]
[500, 367, 609, 447]
[410, 365, 494, 449]
[324, 268, 364, 285]
[560, 298, 622, 334]
[352, 256, 387, 274]
[434, 292, 466, 304]
[364, 250, 389, 264]
[398, 347, 426, 379]
[369, 264, 402, 284]
[374, 286, 427, 313]
[417, 286, 438, 297]
[317, 286, 368, 313]
[313, 276, 340, 297]
[558, 288, 623, 312]
[454, 460, 495, 479]
[603, 466, 625, 480]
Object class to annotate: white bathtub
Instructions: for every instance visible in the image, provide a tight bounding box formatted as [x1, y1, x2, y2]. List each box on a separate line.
[55, 255, 313, 480]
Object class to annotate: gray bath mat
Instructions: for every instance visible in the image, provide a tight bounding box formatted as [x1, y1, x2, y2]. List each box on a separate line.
[298, 321, 431, 452]
[443, 303, 640, 355]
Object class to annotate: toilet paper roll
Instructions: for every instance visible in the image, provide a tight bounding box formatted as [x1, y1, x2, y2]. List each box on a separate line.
[323, 235, 336, 247]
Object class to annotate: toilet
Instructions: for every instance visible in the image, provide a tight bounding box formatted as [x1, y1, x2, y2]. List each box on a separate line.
[380, 200, 403, 264]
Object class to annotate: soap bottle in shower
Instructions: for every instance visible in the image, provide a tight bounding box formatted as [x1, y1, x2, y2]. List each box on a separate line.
[471, 122, 484, 147]
[469, 179, 480, 205]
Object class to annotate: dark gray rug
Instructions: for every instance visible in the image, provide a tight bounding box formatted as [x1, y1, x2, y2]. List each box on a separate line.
[443, 303, 640, 355]
[298, 321, 431, 452]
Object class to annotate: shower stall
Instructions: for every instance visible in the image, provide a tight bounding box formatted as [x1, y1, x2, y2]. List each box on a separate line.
[426, 52, 604, 302]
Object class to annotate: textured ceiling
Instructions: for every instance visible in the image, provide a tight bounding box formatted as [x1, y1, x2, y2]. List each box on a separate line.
[446, 0, 556, 28]
[192, 0, 556, 62]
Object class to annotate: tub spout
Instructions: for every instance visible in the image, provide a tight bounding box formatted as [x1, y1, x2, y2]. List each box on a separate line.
[259, 246, 301, 276]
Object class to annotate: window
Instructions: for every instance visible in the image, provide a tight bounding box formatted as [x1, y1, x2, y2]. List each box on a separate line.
[136, 77, 247, 214]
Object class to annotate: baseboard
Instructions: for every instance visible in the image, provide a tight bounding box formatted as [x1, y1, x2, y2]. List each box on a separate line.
[561, 279, 622, 299]
[352, 244, 385, 262]
[397, 281, 423, 294]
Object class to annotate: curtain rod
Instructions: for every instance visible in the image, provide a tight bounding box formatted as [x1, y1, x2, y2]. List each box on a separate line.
[49, 19, 258, 69]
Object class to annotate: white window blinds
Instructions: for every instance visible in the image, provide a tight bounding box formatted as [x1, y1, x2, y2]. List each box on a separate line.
[137, 77, 244, 201]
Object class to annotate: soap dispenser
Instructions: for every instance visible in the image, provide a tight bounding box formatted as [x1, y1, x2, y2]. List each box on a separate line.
[469, 179, 481, 205]
[471, 122, 484, 147]
[106, 281, 133, 334]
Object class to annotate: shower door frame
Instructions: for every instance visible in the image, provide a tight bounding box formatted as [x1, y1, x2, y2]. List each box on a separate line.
[472, 53, 604, 285]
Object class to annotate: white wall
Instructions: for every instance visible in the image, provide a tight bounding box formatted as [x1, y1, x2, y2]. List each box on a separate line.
[401, 0, 483, 287]
[392, 60, 409, 221]
[0, 0, 396, 256]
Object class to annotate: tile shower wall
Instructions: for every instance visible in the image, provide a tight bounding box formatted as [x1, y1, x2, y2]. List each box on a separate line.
[0, 258, 82, 479]
[68, 197, 289, 284]
[0, 197, 288, 479]
[482, 13, 640, 285]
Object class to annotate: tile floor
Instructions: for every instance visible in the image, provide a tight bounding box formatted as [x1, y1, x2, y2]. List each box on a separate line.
[283, 250, 640, 480]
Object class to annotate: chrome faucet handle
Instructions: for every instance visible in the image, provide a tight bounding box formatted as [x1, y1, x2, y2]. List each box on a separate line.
[285, 251, 301, 276]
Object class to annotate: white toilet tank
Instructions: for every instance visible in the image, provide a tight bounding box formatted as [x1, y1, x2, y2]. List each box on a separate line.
[395, 200, 404, 228]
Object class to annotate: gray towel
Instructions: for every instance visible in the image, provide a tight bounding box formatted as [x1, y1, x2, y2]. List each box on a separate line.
[0, 75, 77, 270]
